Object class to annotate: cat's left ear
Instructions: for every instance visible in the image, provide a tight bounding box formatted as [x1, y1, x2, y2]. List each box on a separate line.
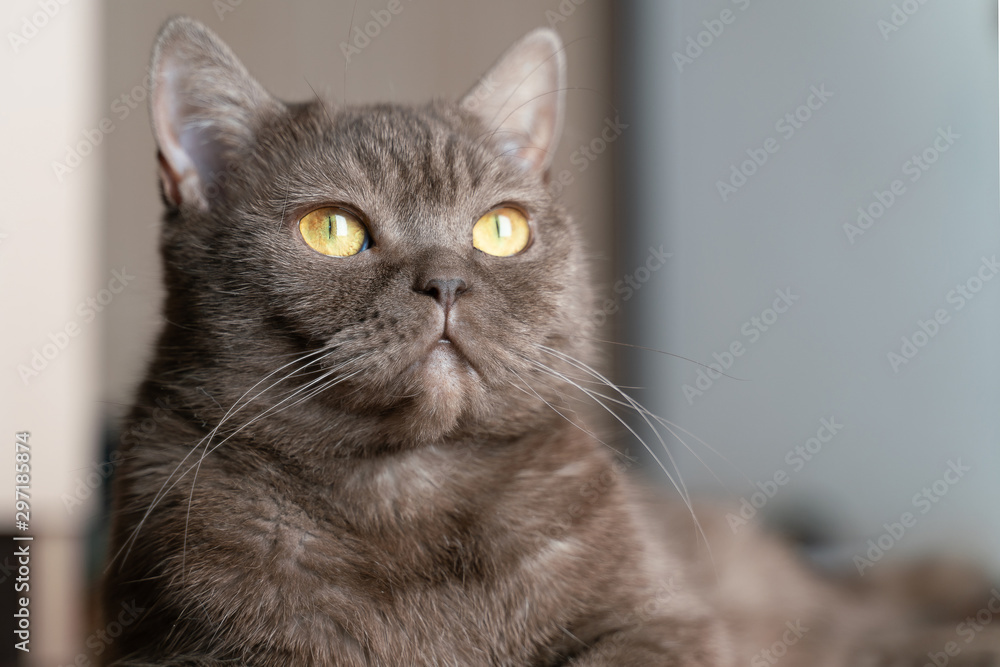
[460, 28, 566, 175]
[150, 17, 283, 210]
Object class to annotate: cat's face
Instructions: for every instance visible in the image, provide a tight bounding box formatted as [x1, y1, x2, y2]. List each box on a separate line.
[150, 19, 590, 447]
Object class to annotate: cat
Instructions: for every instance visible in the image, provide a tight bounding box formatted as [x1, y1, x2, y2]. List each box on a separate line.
[102, 16, 1000, 667]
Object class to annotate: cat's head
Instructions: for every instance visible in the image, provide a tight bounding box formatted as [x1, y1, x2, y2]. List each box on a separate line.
[149, 17, 592, 449]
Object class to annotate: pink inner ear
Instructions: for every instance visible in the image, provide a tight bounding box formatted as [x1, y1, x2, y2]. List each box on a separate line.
[512, 95, 561, 172]
[500, 89, 562, 174]
[152, 60, 205, 202]
[157, 151, 182, 206]
[494, 133, 555, 174]
[460, 29, 566, 175]
[150, 21, 279, 212]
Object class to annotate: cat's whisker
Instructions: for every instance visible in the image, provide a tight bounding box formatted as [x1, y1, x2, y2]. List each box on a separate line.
[340, 0, 361, 101]
[175, 347, 333, 458]
[551, 374, 729, 503]
[189, 348, 341, 440]
[114, 346, 338, 569]
[533, 347, 693, 506]
[269, 367, 368, 416]
[472, 83, 606, 185]
[531, 346, 718, 571]
[270, 173, 295, 241]
[512, 361, 641, 426]
[523, 356, 688, 505]
[178, 357, 368, 576]
[508, 369, 616, 453]
[523, 358, 719, 562]
[530, 361, 721, 579]
[198, 386, 223, 411]
[579, 389, 730, 490]
[517, 355, 605, 389]
[568, 335, 747, 382]
[582, 389, 751, 487]
[192, 356, 370, 474]
[474, 142, 551, 180]
[266, 362, 352, 403]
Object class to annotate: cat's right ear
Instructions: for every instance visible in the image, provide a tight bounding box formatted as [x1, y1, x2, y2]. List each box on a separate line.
[460, 28, 566, 175]
[150, 17, 282, 211]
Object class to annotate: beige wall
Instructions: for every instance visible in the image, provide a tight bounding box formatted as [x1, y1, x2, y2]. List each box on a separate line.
[2, 0, 103, 663]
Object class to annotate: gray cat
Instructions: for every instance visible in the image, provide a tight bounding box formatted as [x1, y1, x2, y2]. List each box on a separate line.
[102, 16, 999, 666]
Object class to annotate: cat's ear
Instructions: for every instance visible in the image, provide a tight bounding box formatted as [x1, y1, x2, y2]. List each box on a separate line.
[150, 17, 283, 210]
[460, 28, 566, 175]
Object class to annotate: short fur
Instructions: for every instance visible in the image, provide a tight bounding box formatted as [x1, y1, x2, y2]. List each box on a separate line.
[103, 17, 1000, 666]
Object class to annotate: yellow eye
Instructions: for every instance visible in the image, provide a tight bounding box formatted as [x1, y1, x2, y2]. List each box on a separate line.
[299, 207, 371, 257]
[472, 207, 530, 257]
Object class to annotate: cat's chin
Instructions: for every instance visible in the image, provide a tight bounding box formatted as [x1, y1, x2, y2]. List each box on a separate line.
[420, 341, 480, 400]
[401, 340, 482, 441]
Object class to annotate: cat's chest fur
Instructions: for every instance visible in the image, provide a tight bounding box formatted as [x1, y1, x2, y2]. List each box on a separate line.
[137, 430, 645, 665]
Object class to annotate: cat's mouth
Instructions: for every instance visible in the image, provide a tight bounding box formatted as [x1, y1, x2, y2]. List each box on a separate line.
[425, 333, 480, 376]
[430, 335, 465, 360]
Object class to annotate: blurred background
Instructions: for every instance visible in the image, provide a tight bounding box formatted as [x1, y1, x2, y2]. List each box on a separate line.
[0, 0, 996, 664]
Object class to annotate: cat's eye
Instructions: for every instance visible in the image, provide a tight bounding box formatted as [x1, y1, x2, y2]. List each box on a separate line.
[299, 207, 371, 257]
[472, 207, 531, 257]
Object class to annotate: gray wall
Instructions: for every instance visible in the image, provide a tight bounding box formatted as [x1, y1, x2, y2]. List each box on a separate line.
[621, 0, 1000, 573]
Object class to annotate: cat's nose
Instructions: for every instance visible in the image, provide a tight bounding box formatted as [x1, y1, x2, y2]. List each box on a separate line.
[417, 277, 469, 311]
